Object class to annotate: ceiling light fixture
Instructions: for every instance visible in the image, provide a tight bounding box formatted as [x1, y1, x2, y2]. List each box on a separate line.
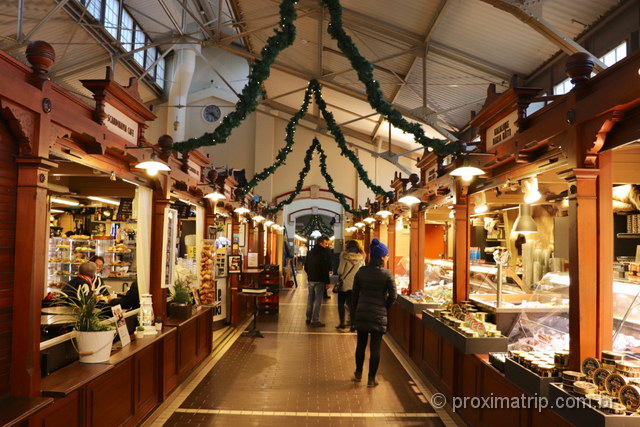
[252, 215, 265, 222]
[204, 190, 226, 201]
[87, 196, 120, 206]
[474, 192, 488, 214]
[234, 206, 250, 214]
[51, 197, 80, 206]
[398, 195, 421, 206]
[310, 230, 322, 238]
[134, 152, 171, 177]
[522, 176, 541, 204]
[376, 209, 392, 218]
[513, 204, 538, 234]
[450, 165, 485, 182]
[363, 217, 376, 223]
[264, 220, 274, 227]
[354, 222, 365, 228]
[50, 209, 65, 213]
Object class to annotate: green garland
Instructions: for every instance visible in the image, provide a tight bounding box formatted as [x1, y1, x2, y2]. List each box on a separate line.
[172, 0, 299, 153]
[240, 80, 393, 199]
[263, 138, 367, 215]
[240, 83, 314, 196]
[299, 214, 334, 237]
[173, 0, 459, 157]
[321, 0, 457, 156]
[263, 138, 316, 214]
[311, 81, 394, 199]
[315, 138, 367, 215]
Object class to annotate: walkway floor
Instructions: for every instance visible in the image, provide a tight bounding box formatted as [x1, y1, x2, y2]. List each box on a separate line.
[155, 278, 455, 426]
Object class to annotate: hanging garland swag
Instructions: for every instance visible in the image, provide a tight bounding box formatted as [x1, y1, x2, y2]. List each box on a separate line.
[240, 80, 393, 199]
[172, 0, 459, 157]
[263, 138, 367, 216]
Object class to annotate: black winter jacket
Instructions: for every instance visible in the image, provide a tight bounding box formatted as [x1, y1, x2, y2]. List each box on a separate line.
[352, 258, 396, 333]
[304, 245, 332, 283]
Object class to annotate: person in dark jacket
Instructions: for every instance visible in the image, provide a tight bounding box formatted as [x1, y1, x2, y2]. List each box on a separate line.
[62, 261, 110, 299]
[304, 236, 332, 327]
[352, 238, 396, 387]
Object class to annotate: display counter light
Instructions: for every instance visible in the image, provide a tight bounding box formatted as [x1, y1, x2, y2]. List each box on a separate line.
[473, 191, 488, 214]
[50, 209, 65, 213]
[87, 196, 120, 206]
[51, 197, 80, 206]
[513, 204, 538, 234]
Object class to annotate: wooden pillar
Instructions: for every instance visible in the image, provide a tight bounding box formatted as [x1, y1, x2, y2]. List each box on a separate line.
[265, 227, 272, 264]
[453, 184, 470, 303]
[150, 196, 172, 319]
[387, 216, 397, 272]
[230, 214, 241, 326]
[409, 208, 426, 292]
[597, 151, 613, 354]
[373, 221, 381, 240]
[11, 157, 56, 396]
[247, 221, 255, 253]
[566, 169, 600, 368]
[257, 224, 265, 265]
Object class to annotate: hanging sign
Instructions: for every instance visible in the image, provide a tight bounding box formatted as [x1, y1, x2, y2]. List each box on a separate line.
[117, 197, 134, 220]
[104, 103, 138, 145]
[486, 110, 518, 150]
[187, 159, 202, 181]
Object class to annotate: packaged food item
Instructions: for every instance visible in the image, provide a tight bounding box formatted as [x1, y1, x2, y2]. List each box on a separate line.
[619, 384, 640, 411]
[581, 357, 601, 377]
[605, 373, 628, 396]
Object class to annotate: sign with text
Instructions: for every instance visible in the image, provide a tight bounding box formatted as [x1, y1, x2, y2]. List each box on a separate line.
[111, 305, 130, 347]
[486, 110, 519, 150]
[186, 158, 202, 181]
[104, 102, 138, 145]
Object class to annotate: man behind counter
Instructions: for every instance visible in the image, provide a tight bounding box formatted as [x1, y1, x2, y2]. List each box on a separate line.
[63, 261, 110, 298]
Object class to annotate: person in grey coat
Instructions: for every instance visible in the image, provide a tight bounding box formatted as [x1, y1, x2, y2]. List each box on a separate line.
[351, 238, 396, 387]
[336, 240, 365, 331]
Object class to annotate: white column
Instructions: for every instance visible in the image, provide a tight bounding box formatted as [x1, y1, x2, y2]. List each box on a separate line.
[167, 46, 199, 141]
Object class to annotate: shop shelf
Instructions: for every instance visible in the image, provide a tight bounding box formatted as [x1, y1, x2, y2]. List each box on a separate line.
[397, 295, 441, 314]
[548, 383, 632, 427]
[504, 357, 561, 398]
[421, 310, 508, 354]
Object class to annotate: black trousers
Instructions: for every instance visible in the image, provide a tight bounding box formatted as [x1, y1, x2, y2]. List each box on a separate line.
[355, 330, 383, 379]
[337, 290, 352, 325]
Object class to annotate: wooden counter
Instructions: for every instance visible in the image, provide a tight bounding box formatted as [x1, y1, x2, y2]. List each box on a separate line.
[31, 307, 213, 426]
[0, 396, 53, 427]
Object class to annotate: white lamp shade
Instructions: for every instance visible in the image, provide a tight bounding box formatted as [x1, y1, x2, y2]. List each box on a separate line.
[398, 195, 421, 206]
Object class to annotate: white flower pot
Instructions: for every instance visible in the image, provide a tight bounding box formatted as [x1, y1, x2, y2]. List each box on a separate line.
[155, 323, 162, 332]
[75, 330, 116, 363]
[135, 331, 145, 340]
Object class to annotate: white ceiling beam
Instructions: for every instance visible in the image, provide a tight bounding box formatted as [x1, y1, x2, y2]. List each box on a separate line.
[478, 0, 607, 72]
[158, 0, 184, 36]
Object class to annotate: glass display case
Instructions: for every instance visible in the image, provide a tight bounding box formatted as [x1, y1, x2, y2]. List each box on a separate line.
[612, 279, 640, 354]
[46, 236, 137, 295]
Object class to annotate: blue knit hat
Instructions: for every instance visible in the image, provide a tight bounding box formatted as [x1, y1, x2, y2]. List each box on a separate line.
[369, 238, 389, 259]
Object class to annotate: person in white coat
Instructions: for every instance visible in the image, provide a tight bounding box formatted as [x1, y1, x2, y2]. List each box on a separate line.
[336, 240, 365, 331]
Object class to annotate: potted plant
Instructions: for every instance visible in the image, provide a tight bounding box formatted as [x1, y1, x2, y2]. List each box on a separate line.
[168, 274, 193, 319]
[154, 316, 163, 332]
[135, 326, 145, 339]
[56, 284, 115, 363]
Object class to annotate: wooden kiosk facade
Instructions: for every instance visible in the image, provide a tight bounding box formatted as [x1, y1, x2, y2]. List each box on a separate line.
[386, 50, 640, 426]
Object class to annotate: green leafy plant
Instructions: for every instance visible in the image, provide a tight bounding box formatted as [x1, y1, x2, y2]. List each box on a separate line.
[155, 316, 163, 324]
[136, 326, 145, 332]
[170, 274, 193, 305]
[55, 284, 113, 332]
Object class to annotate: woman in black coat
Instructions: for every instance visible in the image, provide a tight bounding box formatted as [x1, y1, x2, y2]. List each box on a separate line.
[351, 239, 396, 387]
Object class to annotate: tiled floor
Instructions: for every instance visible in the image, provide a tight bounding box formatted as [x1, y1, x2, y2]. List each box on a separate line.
[158, 276, 454, 427]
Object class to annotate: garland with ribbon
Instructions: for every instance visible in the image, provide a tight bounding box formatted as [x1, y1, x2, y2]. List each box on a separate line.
[173, 0, 459, 157]
[263, 138, 367, 215]
[173, 0, 298, 153]
[240, 80, 393, 199]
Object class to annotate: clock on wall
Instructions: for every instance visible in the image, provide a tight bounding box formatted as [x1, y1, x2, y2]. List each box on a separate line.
[202, 104, 221, 123]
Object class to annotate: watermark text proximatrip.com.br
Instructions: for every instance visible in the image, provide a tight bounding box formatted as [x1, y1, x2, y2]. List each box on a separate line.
[430, 392, 592, 412]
